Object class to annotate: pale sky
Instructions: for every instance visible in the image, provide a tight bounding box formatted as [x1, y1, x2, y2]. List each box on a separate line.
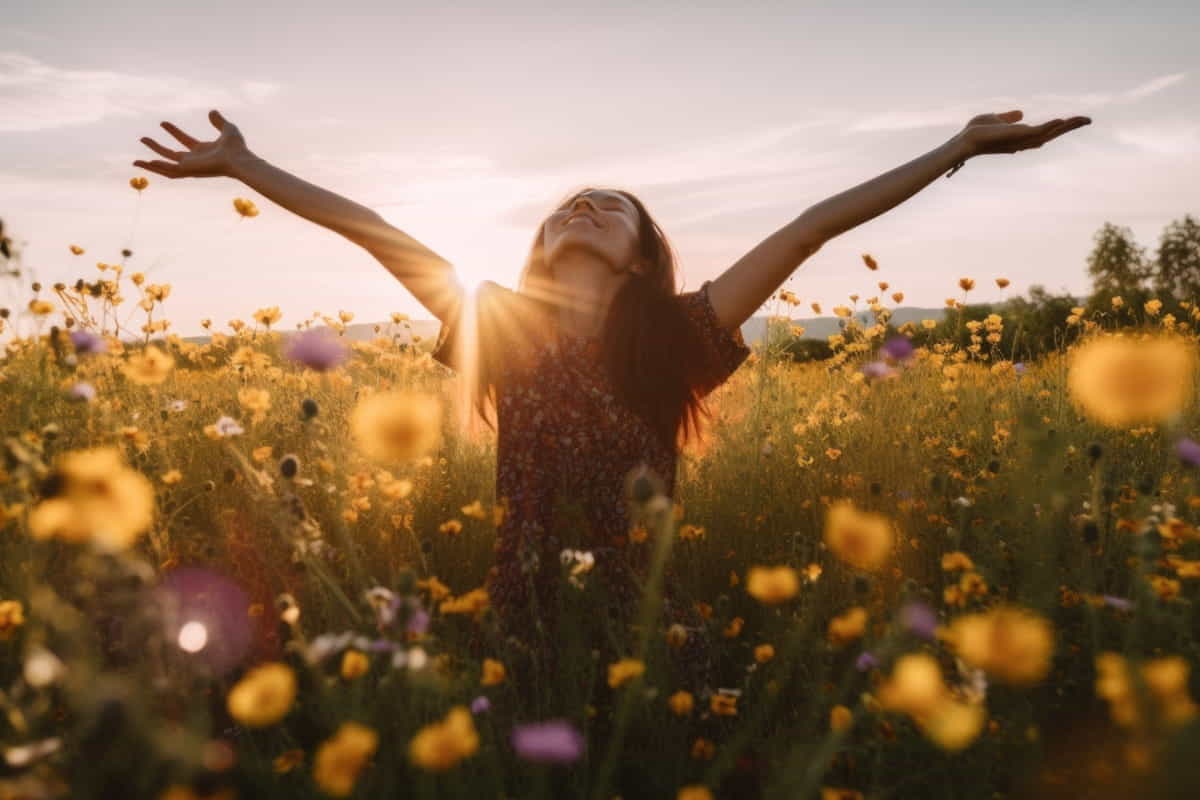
[2, 1, 1197, 339]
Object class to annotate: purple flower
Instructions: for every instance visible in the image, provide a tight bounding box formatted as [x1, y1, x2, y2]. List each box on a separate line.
[69, 329, 107, 355]
[899, 602, 937, 640]
[470, 695, 492, 714]
[1013, 362, 1026, 376]
[880, 336, 914, 362]
[284, 329, 350, 371]
[855, 651, 880, 672]
[511, 720, 585, 764]
[1175, 438, 1200, 468]
[67, 381, 96, 402]
[1103, 595, 1133, 612]
[860, 361, 893, 380]
[406, 606, 430, 636]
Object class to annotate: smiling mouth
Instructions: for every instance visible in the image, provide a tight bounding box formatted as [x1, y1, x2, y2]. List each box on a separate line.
[566, 215, 599, 228]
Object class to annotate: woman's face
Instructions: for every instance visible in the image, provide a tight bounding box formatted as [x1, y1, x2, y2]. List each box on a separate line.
[542, 190, 643, 276]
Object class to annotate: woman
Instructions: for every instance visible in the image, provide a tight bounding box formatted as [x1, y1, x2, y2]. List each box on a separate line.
[133, 108, 1090, 684]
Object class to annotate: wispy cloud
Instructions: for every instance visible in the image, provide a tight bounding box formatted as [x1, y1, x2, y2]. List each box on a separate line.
[0, 52, 281, 133]
[1113, 122, 1200, 156]
[847, 72, 1188, 133]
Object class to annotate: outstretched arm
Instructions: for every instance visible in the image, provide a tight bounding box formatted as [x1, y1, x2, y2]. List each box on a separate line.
[706, 109, 1092, 332]
[134, 109, 464, 323]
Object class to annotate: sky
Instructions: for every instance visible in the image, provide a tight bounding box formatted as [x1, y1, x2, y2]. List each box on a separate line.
[2, 0, 1198, 340]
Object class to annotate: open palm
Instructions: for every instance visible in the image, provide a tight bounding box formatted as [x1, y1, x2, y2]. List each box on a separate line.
[959, 109, 1091, 158]
[133, 110, 248, 179]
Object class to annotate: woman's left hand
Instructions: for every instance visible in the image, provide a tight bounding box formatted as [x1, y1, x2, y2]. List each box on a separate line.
[956, 110, 1091, 160]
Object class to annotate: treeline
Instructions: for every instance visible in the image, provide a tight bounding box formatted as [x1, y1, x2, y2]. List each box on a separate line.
[774, 214, 1200, 363]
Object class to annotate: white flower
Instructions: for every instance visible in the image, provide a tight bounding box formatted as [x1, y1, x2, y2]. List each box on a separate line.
[953, 496, 972, 508]
[214, 415, 244, 437]
[169, 399, 188, 412]
[24, 647, 65, 688]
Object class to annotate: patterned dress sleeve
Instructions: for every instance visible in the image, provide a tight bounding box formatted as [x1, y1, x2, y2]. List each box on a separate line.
[678, 279, 753, 398]
[431, 280, 542, 382]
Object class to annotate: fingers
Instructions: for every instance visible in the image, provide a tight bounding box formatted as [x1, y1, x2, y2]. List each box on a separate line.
[140, 136, 184, 161]
[132, 159, 182, 178]
[209, 109, 226, 131]
[161, 121, 199, 148]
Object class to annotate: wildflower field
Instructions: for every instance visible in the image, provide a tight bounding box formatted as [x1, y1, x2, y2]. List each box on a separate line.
[2, 215, 1199, 799]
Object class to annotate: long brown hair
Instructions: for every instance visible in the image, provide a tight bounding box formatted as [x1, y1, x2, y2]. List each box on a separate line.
[466, 187, 717, 453]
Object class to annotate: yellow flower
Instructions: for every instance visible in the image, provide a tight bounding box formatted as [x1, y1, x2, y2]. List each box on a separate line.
[1144, 298, 1163, 316]
[678, 523, 706, 541]
[439, 588, 489, 617]
[238, 387, 272, 424]
[460, 499, 488, 520]
[824, 500, 895, 571]
[922, 319, 938, 330]
[253, 306, 282, 327]
[439, 519, 463, 536]
[28, 299, 55, 316]
[830, 704, 853, 733]
[272, 748, 305, 774]
[754, 644, 776, 664]
[313, 721, 378, 797]
[995, 278, 1010, 289]
[710, 693, 738, 716]
[1096, 652, 1198, 730]
[28, 447, 155, 551]
[691, 737, 716, 760]
[832, 305, 852, 318]
[892, 292, 905, 303]
[827, 606, 868, 646]
[161, 469, 183, 485]
[944, 606, 1054, 686]
[877, 652, 947, 717]
[668, 690, 695, 716]
[340, 650, 369, 681]
[233, 197, 259, 217]
[941, 551, 975, 571]
[481, 658, 506, 686]
[677, 787, 714, 800]
[958, 278, 975, 292]
[69, 244, 85, 255]
[251, 445, 273, 463]
[339, 310, 355, 324]
[408, 706, 479, 771]
[226, 662, 297, 727]
[608, 658, 646, 688]
[1067, 333, 1195, 427]
[1111, 296, 1124, 309]
[130, 176, 149, 191]
[123, 346, 175, 385]
[418, 577, 451, 602]
[350, 391, 443, 463]
[862, 254, 878, 271]
[0, 600, 25, 640]
[746, 565, 800, 605]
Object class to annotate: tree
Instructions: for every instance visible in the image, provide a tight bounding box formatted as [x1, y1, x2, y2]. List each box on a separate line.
[1084, 222, 1154, 319]
[1152, 214, 1200, 304]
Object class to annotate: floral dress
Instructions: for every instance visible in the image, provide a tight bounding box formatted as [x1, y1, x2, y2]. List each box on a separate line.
[431, 279, 751, 681]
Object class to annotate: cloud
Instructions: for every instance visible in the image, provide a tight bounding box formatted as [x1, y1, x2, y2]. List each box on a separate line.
[1113, 122, 1200, 156]
[0, 52, 280, 133]
[847, 72, 1188, 133]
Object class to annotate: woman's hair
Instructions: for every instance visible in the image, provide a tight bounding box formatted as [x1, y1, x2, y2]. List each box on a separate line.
[466, 186, 717, 452]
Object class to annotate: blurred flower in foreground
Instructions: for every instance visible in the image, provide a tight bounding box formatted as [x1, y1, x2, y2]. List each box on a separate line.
[66, 381, 96, 403]
[1174, 437, 1200, 468]
[1067, 333, 1195, 428]
[409, 706, 479, 771]
[876, 652, 985, 751]
[28, 446, 155, 551]
[351, 390, 442, 463]
[608, 658, 645, 688]
[226, 662, 297, 727]
[285, 328, 350, 371]
[1095, 652, 1197, 730]
[204, 416, 245, 439]
[69, 329, 107, 355]
[123, 345, 175, 385]
[511, 719, 585, 764]
[233, 197, 259, 217]
[824, 500, 895, 571]
[313, 722, 378, 797]
[746, 565, 800, 605]
[0, 600, 25, 640]
[130, 176, 149, 191]
[880, 336, 914, 362]
[943, 606, 1054, 686]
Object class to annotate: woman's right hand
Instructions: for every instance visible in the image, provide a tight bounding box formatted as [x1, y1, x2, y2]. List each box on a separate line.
[133, 109, 250, 179]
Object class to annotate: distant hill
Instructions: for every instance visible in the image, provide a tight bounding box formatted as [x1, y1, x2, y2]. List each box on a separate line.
[181, 307, 949, 348]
